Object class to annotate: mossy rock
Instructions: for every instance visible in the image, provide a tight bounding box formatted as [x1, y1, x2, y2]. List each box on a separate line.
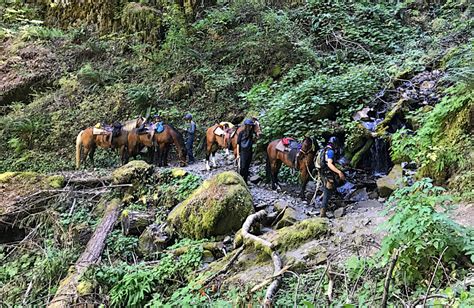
[269, 218, 328, 252]
[376, 164, 403, 197]
[112, 160, 153, 184]
[0, 172, 65, 189]
[167, 171, 253, 239]
[171, 168, 187, 178]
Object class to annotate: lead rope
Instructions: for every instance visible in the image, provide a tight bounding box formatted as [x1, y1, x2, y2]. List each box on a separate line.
[306, 162, 321, 205]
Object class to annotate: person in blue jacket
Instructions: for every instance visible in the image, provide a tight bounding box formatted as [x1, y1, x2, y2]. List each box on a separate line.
[318, 136, 345, 217]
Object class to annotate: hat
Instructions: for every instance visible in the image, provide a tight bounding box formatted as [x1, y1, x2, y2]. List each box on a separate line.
[244, 119, 255, 126]
[184, 113, 192, 120]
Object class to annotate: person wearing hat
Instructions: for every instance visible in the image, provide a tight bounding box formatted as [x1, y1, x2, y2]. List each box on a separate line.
[236, 119, 256, 183]
[316, 136, 345, 217]
[184, 113, 196, 164]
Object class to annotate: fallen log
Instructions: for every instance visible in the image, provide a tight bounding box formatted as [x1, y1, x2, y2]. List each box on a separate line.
[242, 210, 283, 307]
[48, 198, 122, 308]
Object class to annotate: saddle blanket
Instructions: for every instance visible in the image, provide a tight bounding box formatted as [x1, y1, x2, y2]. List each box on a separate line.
[213, 126, 237, 138]
[276, 139, 301, 153]
[214, 126, 225, 136]
[93, 127, 112, 135]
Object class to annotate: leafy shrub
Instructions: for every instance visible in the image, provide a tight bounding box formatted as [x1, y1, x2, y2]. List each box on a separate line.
[380, 179, 474, 287]
[108, 243, 203, 307]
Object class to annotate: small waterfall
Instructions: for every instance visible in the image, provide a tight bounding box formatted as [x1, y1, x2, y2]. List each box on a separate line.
[361, 119, 392, 176]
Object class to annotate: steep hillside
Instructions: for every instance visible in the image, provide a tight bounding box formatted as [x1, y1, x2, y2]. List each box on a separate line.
[0, 0, 473, 307]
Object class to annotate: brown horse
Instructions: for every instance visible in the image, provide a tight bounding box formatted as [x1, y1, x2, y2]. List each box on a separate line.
[205, 119, 262, 170]
[266, 137, 317, 199]
[75, 118, 146, 169]
[127, 124, 187, 167]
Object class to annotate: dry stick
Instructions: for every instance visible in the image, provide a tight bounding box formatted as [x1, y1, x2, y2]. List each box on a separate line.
[264, 251, 283, 307]
[202, 246, 244, 287]
[250, 266, 290, 293]
[270, 205, 288, 227]
[381, 248, 400, 308]
[422, 246, 449, 307]
[311, 262, 329, 303]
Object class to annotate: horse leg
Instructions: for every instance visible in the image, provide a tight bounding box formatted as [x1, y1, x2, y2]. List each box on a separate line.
[163, 145, 170, 167]
[120, 146, 128, 165]
[205, 142, 212, 171]
[158, 144, 167, 167]
[88, 146, 96, 167]
[212, 151, 218, 168]
[273, 160, 282, 190]
[300, 171, 309, 200]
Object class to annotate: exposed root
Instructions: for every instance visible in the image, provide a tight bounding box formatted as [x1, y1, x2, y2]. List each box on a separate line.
[242, 209, 283, 307]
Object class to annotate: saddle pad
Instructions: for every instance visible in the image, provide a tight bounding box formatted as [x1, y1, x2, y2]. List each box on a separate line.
[214, 126, 225, 136]
[275, 140, 286, 153]
[93, 128, 110, 135]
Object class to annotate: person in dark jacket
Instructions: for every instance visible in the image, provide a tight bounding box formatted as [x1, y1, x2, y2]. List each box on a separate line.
[236, 119, 256, 183]
[318, 136, 345, 217]
[184, 113, 196, 164]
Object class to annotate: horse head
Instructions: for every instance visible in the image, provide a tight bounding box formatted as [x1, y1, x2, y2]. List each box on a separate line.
[301, 136, 313, 154]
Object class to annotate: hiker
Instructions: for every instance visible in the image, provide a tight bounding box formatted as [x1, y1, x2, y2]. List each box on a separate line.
[317, 136, 345, 218]
[236, 119, 256, 183]
[184, 113, 196, 164]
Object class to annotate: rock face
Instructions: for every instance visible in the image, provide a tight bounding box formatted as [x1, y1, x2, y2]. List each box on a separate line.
[167, 171, 253, 239]
[376, 164, 403, 197]
[138, 224, 171, 256]
[112, 160, 153, 184]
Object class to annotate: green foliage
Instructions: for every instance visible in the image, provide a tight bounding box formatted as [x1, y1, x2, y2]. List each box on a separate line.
[106, 241, 203, 307]
[19, 25, 66, 41]
[380, 179, 474, 286]
[106, 230, 139, 262]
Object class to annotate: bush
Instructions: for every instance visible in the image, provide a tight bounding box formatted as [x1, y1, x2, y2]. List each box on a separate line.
[380, 179, 474, 287]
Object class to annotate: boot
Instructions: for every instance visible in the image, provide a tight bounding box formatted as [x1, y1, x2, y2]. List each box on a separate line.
[320, 207, 327, 218]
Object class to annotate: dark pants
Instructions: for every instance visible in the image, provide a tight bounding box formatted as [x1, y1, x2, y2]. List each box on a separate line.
[239, 149, 252, 183]
[186, 134, 195, 163]
[321, 173, 335, 209]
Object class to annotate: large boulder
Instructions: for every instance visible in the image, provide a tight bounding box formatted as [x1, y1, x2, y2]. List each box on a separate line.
[112, 160, 153, 184]
[167, 171, 253, 239]
[376, 164, 403, 197]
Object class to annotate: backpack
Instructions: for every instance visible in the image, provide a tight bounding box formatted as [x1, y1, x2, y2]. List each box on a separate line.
[315, 147, 330, 171]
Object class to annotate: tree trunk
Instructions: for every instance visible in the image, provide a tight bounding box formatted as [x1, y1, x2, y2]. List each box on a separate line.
[48, 199, 122, 308]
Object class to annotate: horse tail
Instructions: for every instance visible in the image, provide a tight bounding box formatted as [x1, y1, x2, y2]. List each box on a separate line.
[76, 130, 83, 169]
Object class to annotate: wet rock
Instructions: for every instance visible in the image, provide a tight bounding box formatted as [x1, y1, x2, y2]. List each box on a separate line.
[249, 175, 262, 184]
[274, 207, 299, 229]
[401, 161, 417, 170]
[376, 164, 403, 197]
[112, 160, 153, 184]
[368, 190, 378, 199]
[352, 107, 372, 121]
[334, 207, 345, 218]
[349, 188, 369, 202]
[167, 171, 253, 239]
[356, 200, 383, 210]
[138, 223, 171, 256]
